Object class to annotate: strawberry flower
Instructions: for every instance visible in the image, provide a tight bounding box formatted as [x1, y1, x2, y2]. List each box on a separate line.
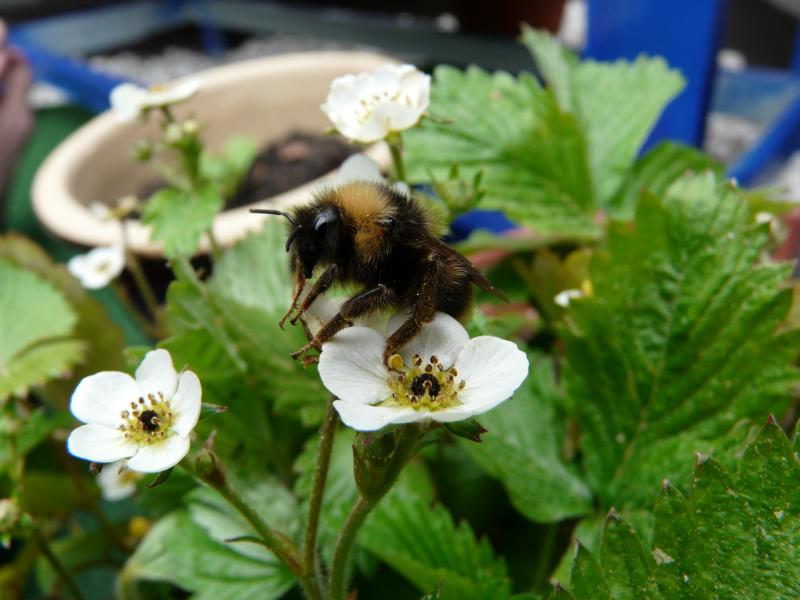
[318, 313, 528, 431]
[109, 79, 200, 122]
[67, 350, 201, 473]
[321, 64, 430, 143]
[67, 245, 125, 290]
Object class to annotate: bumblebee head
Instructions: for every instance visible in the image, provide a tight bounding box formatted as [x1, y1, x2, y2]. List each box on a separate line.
[250, 204, 340, 279]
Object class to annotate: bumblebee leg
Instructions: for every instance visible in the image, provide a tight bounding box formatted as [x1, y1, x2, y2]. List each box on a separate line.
[317, 284, 396, 343]
[383, 256, 438, 364]
[291, 284, 396, 363]
[290, 264, 339, 326]
[291, 338, 321, 360]
[279, 270, 306, 330]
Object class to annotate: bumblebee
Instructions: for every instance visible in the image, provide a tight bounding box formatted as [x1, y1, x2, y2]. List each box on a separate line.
[252, 181, 504, 365]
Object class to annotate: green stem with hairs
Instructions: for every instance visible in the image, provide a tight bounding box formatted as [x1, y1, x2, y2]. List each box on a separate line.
[181, 456, 322, 599]
[32, 527, 86, 600]
[328, 424, 422, 600]
[303, 400, 339, 590]
[206, 227, 223, 262]
[120, 221, 162, 329]
[387, 133, 407, 183]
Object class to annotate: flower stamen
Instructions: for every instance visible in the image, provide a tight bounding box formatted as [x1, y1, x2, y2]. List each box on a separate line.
[118, 391, 174, 444]
[383, 354, 462, 412]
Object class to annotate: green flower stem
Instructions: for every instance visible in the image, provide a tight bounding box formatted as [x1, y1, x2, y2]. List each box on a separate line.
[530, 522, 558, 592]
[212, 477, 304, 575]
[32, 526, 86, 600]
[387, 133, 407, 183]
[56, 444, 129, 553]
[173, 255, 197, 280]
[303, 399, 339, 586]
[160, 106, 176, 124]
[120, 222, 162, 329]
[328, 496, 372, 600]
[206, 227, 223, 262]
[329, 424, 422, 600]
[181, 457, 313, 595]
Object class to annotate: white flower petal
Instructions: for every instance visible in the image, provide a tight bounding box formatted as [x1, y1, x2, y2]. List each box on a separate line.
[110, 83, 145, 121]
[171, 371, 202, 436]
[135, 349, 178, 400]
[454, 337, 529, 414]
[337, 153, 384, 183]
[97, 460, 140, 501]
[398, 67, 431, 110]
[126, 435, 190, 473]
[67, 425, 138, 463]
[71, 371, 139, 427]
[333, 400, 422, 431]
[554, 289, 583, 308]
[67, 246, 125, 289]
[318, 327, 391, 404]
[374, 102, 424, 132]
[352, 117, 391, 144]
[387, 312, 469, 367]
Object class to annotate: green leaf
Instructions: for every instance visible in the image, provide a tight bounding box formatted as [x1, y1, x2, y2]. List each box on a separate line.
[564, 172, 800, 509]
[546, 585, 577, 600]
[600, 513, 659, 598]
[0, 408, 71, 464]
[521, 27, 685, 203]
[360, 494, 512, 599]
[163, 219, 328, 426]
[0, 233, 125, 387]
[570, 543, 609, 600]
[562, 420, 800, 599]
[0, 259, 84, 401]
[201, 136, 258, 197]
[36, 529, 117, 596]
[123, 480, 298, 600]
[606, 142, 723, 220]
[407, 31, 683, 237]
[141, 184, 223, 257]
[461, 355, 592, 523]
[405, 66, 598, 238]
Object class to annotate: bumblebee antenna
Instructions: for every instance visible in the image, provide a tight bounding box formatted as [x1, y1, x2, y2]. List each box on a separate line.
[250, 208, 297, 227]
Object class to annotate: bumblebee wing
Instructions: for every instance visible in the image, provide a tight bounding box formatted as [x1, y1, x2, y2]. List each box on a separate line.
[465, 261, 508, 302]
[434, 240, 508, 302]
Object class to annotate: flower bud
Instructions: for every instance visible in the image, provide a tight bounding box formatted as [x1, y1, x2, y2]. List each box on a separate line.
[182, 119, 199, 136]
[164, 122, 183, 146]
[131, 139, 153, 162]
[194, 447, 226, 488]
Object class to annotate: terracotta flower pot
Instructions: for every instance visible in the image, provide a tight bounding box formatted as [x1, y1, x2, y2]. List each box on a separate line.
[32, 51, 395, 257]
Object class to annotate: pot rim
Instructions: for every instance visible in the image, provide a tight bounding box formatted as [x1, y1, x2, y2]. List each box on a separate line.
[32, 50, 396, 257]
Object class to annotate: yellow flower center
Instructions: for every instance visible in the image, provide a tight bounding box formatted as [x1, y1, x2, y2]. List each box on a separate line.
[118, 392, 174, 444]
[380, 353, 464, 412]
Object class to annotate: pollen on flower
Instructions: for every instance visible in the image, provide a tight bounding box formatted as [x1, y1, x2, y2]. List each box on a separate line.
[119, 392, 174, 444]
[382, 353, 463, 412]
